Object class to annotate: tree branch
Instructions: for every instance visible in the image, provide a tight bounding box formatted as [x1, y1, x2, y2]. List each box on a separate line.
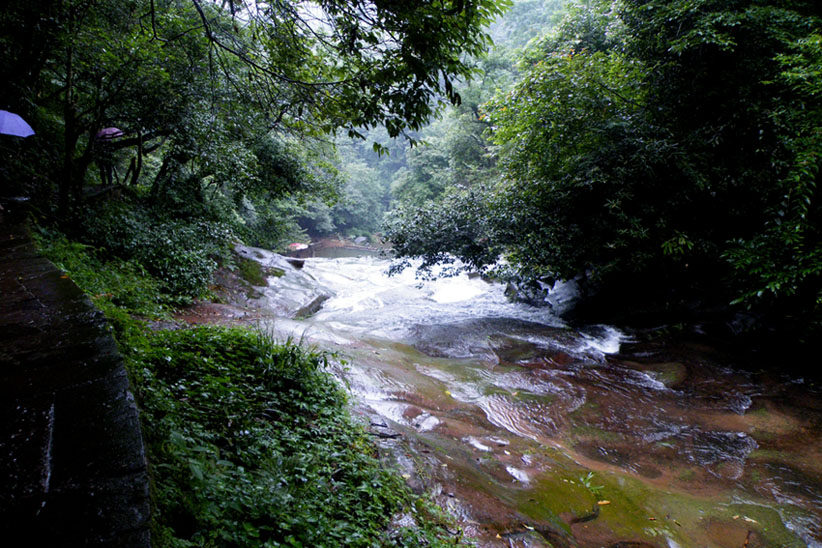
[189, 0, 349, 88]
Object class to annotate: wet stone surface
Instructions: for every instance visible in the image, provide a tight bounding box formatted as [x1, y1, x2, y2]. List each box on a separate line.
[0, 217, 149, 546]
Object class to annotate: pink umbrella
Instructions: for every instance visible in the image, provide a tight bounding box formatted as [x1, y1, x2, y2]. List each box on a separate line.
[0, 110, 35, 137]
[95, 127, 124, 140]
[287, 243, 309, 250]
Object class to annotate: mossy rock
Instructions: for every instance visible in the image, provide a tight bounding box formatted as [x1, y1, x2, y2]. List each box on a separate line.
[265, 266, 285, 278]
[237, 257, 268, 286]
[237, 258, 284, 286]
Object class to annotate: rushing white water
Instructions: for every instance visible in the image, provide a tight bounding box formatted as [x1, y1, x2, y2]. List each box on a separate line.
[277, 254, 631, 365]
[237, 245, 626, 358]
[305, 255, 567, 338]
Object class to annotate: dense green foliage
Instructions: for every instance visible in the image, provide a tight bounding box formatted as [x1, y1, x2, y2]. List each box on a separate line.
[386, 0, 822, 336]
[35, 227, 466, 547]
[1, 0, 510, 252]
[131, 327, 458, 547]
[79, 199, 236, 299]
[33, 224, 170, 317]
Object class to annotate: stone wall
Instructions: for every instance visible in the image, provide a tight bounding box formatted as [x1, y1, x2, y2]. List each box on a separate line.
[0, 211, 150, 546]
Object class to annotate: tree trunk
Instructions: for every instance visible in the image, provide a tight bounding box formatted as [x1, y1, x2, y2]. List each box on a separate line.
[150, 154, 173, 199]
[130, 130, 144, 186]
[58, 41, 76, 219]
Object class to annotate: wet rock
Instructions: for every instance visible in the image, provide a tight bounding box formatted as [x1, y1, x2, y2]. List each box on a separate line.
[230, 245, 336, 319]
[619, 360, 688, 389]
[370, 430, 402, 439]
[705, 518, 768, 548]
[489, 334, 543, 363]
[410, 318, 573, 364]
[286, 258, 304, 269]
[294, 295, 330, 319]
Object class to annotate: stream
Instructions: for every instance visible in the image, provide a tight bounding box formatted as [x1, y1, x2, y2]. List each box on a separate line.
[235, 245, 822, 548]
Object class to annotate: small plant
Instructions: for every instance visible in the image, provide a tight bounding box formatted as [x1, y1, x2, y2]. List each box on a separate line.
[579, 471, 605, 500]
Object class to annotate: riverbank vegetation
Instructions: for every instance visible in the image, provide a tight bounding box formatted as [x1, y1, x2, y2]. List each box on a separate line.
[34, 225, 466, 547]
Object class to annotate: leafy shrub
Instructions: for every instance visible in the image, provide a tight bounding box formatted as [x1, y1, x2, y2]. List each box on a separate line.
[133, 222, 218, 299]
[124, 326, 462, 548]
[79, 199, 234, 299]
[80, 199, 152, 257]
[33, 224, 167, 318]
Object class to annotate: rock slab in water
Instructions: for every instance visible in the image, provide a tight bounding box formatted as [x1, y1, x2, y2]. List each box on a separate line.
[295, 295, 330, 319]
[234, 245, 333, 319]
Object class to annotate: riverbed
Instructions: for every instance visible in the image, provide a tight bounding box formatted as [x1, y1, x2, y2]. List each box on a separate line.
[230, 246, 822, 547]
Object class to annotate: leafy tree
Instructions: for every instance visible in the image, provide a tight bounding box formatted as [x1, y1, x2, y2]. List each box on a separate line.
[388, 0, 822, 336]
[384, 36, 519, 209]
[1, 0, 511, 216]
[725, 31, 822, 327]
[295, 198, 338, 237]
[391, 140, 453, 207]
[616, 0, 821, 325]
[332, 161, 388, 236]
[385, 185, 500, 279]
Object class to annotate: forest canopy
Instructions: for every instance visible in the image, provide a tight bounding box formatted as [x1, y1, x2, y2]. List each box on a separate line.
[385, 0, 822, 337]
[0, 0, 508, 215]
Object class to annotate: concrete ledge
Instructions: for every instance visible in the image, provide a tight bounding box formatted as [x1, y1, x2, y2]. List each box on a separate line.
[0, 216, 150, 546]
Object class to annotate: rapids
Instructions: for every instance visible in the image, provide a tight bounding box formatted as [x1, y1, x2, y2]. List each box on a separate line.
[239, 246, 822, 548]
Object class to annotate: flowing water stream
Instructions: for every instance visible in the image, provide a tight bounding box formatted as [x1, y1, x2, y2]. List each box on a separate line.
[236, 246, 822, 548]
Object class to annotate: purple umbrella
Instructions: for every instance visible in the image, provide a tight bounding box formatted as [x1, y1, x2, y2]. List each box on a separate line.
[0, 110, 35, 137]
[95, 127, 124, 140]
